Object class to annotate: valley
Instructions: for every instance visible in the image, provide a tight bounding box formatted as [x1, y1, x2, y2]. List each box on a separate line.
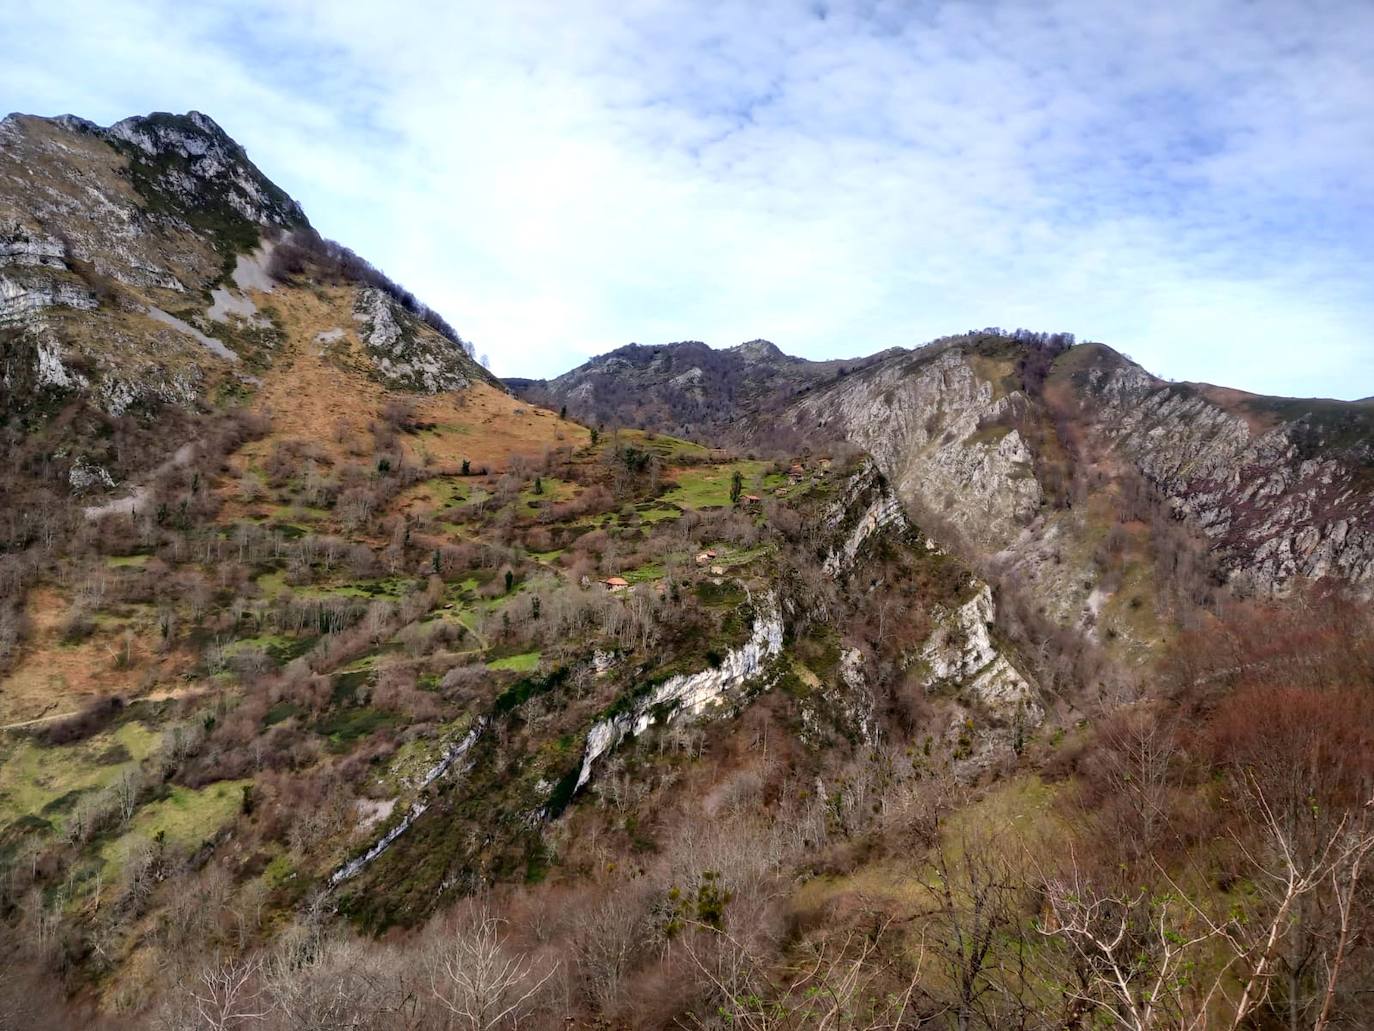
[1, 110, 1373, 1030]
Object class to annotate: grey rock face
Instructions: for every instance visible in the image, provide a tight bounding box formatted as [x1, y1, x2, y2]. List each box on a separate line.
[353, 288, 472, 394]
[822, 460, 1043, 772]
[822, 459, 913, 576]
[790, 349, 1042, 553]
[0, 272, 97, 320]
[920, 584, 1040, 721]
[0, 111, 293, 420]
[781, 340, 1374, 604]
[106, 111, 305, 228]
[68, 456, 115, 492]
[1, 112, 481, 431]
[571, 594, 785, 797]
[0, 229, 66, 270]
[2, 113, 230, 294]
[1081, 361, 1374, 592]
[919, 583, 1042, 780]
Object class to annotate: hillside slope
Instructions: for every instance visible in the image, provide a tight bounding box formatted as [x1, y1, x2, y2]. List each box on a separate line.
[0, 110, 496, 449]
[0, 110, 535, 684]
[527, 328, 1374, 641]
[0, 108, 574, 704]
[0, 113, 1044, 1024]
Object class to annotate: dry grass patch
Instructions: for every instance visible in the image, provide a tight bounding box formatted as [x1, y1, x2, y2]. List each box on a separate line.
[227, 283, 583, 481]
[409, 383, 587, 471]
[0, 588, 190, 725]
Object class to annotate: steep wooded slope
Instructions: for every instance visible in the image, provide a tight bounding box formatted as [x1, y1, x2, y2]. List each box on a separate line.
[0, 111, 1049, 1024]
[5, 108, 1374, 1030]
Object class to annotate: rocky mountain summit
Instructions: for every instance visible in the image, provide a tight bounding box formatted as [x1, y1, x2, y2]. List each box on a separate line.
[508, 337, 896, 437]
[1, 110, 302, 299]
[1, 110, 492, 499]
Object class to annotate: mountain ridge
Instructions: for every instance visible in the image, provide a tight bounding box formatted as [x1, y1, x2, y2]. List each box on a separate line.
[1, 110, 502, 494]
[514, 328, 1374, 661]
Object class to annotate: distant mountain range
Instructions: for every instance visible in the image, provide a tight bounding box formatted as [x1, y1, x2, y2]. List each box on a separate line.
[506, 338, 900, 437]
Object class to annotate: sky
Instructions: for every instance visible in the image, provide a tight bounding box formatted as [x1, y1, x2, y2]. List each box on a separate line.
[4, 1, 1373, 397]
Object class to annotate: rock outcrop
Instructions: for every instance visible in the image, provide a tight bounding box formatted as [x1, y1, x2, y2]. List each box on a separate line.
[820, 459, 1043, 769]
[822, 458, 914, 576]
[920, 584, 1041, 724]
[771, 335, 1374, 616]
[571, 593, 785, 795]
[0, 111, 301, 419]
[0, 271, 97, 319]
[353, 288, 473, 393]
[788, 348, 1042, 554]
[330, 717, 487, 885]
[105, 111, 304, 229]
[1073, 350, 1374, 592]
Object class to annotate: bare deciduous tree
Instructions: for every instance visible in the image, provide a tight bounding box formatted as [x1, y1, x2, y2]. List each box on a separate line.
[427, 909, 556, 1030]
[181, 955, 270, 1031]
[1041, 784, 1374, 1031]
[680, 919, 921, 1031]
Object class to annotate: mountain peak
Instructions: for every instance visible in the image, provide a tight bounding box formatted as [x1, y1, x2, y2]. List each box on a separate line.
[729, 338, 787, 363]
[508, 337, 891, 435]
[0, 108, 488, 420]
[107, 110, 231, 149]
[105, 110, 306, 232]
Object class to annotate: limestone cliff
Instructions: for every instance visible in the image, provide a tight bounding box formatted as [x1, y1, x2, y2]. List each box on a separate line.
[821, 459, 1043, 774]
[792, 347, 1042, 554]
[769, 334, 1374, 629]
[571, 593, 785, 795]
[353, 287, 473, 394]
[1067, 345, 1374, 592]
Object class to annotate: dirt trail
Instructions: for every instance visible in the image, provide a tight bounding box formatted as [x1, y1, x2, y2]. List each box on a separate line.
[0, 685, 200, 733]
[0, 709, 79, 732]
[83, 441, 198, 521]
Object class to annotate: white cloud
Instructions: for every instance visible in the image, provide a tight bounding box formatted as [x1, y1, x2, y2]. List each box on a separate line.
[3, 0, 1373, 397]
